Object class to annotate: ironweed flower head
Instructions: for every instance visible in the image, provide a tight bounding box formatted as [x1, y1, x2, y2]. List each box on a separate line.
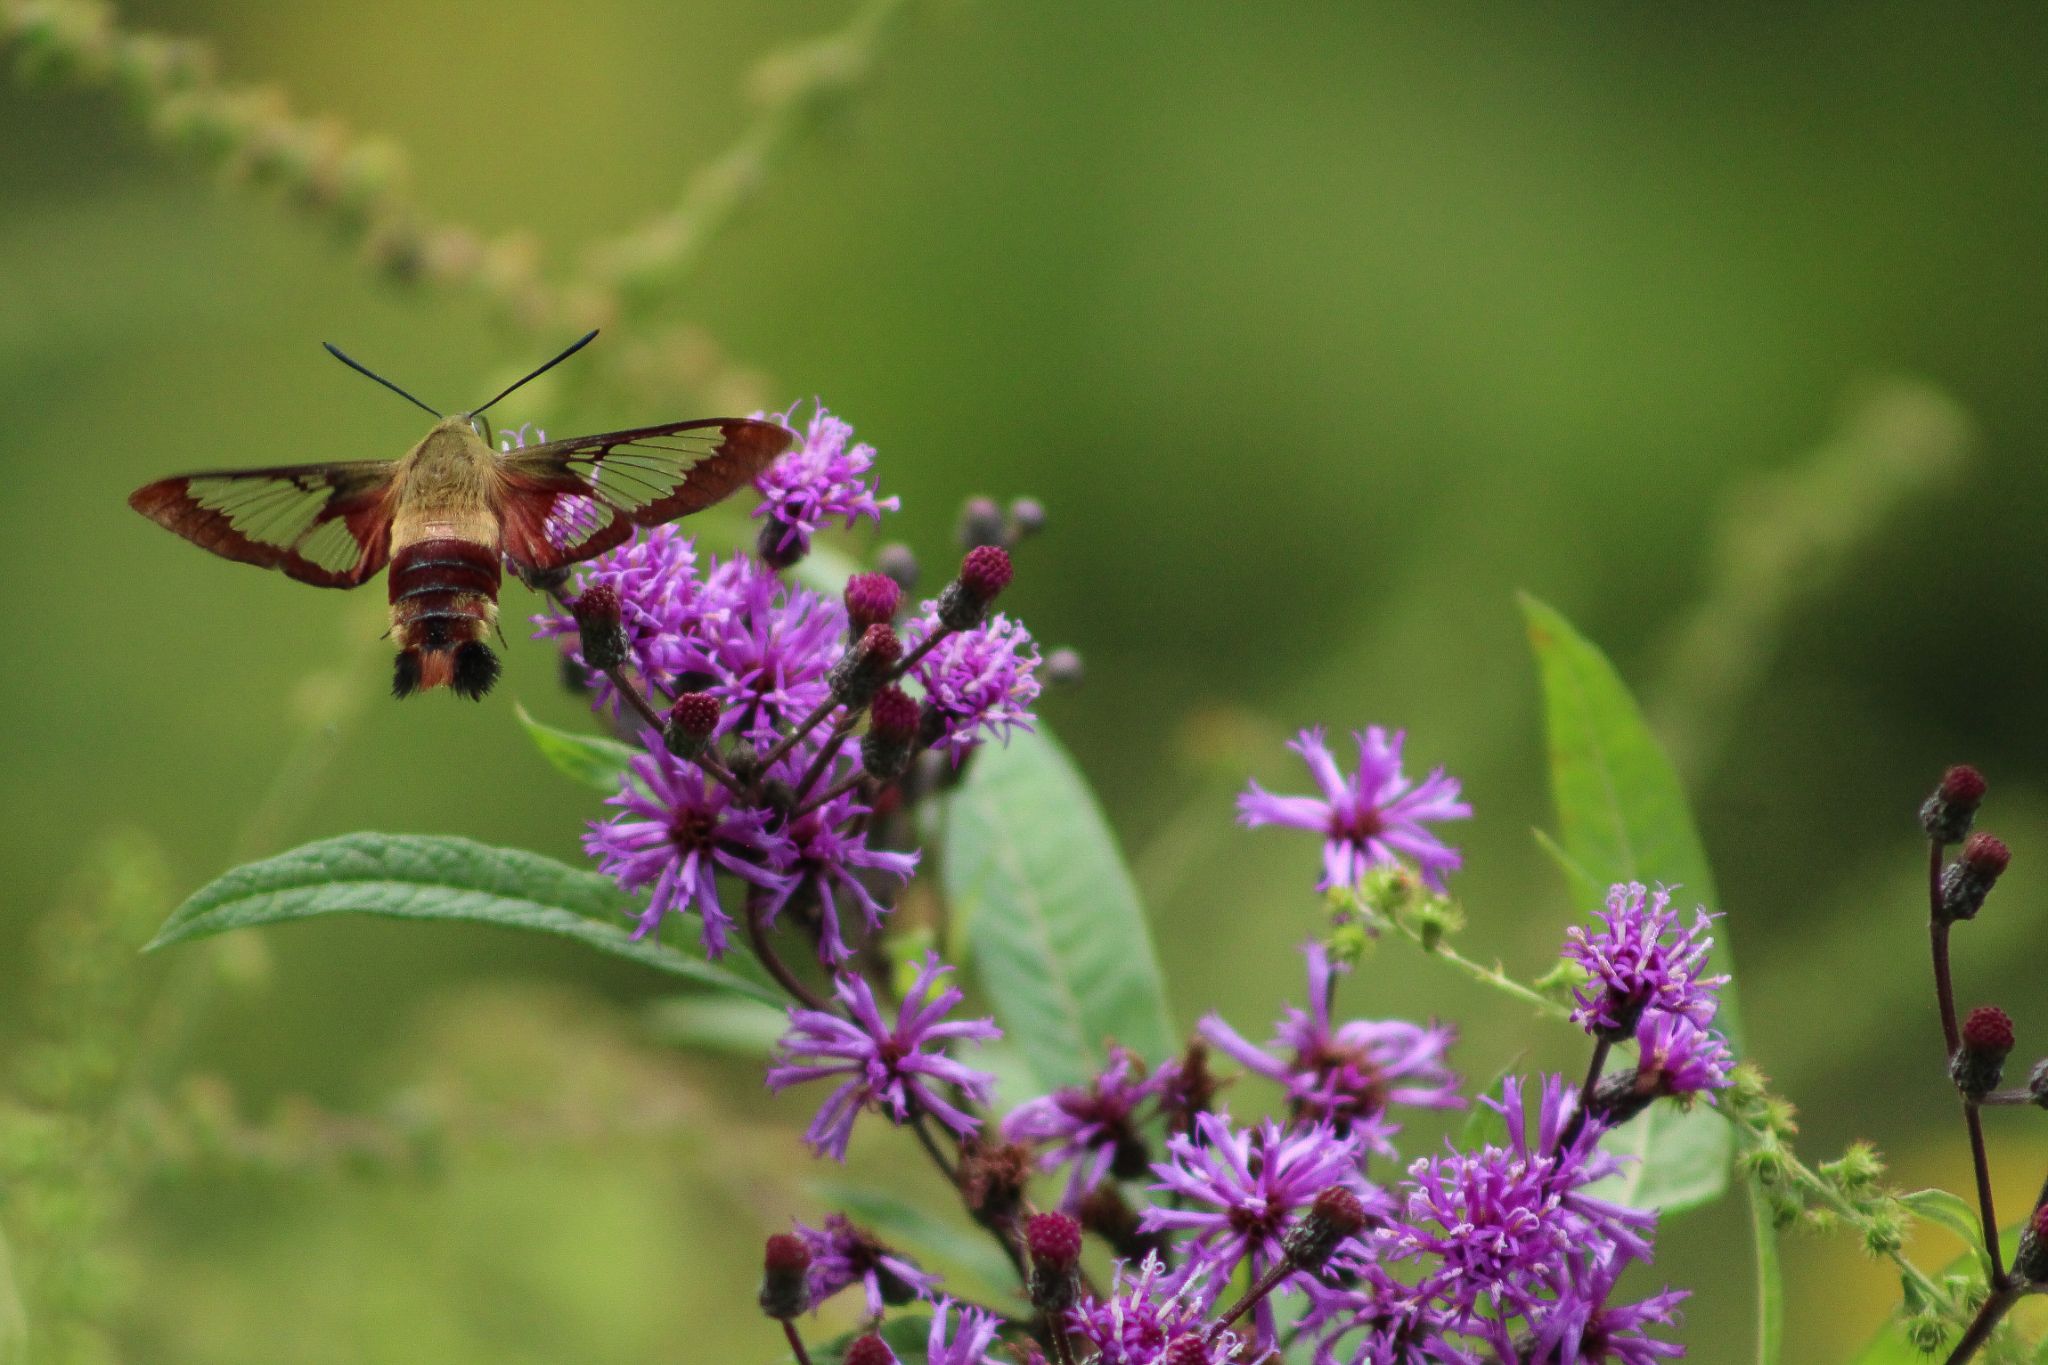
[757, 786, 918, 966]
[752, 402, 899, 559]
[1237, 726, 1470, 893]
[1499, 1249, 1687, 1365]
[533, 524, 714, 699]
[582, 746, 793, 956]
[1003, 1046, 1160, 1205]
[1591, 1013, 1734, 1127]
[926, 1298, 1005, 1365]
[1562, 883, 1727, 1042]
[766, 952, 999, 1160]
[907, 609, 1042, 762]
[681, 559, 846, 751]
[795, 1213, 938, 1318]
[1067, 1254, 1230, 1365]
[1200, 941, 1460, 1157]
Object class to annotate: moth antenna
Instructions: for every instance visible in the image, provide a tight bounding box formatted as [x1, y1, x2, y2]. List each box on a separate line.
[468, 329, 599, 419]
[323, 343, 444, 418]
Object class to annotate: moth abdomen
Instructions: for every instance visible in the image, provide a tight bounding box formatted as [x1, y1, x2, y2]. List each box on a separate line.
[387, 537, 502, 697]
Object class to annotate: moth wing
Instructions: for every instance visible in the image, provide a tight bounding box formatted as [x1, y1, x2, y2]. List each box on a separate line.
[128, 461, 400, 588]
[493, 418, 794, 573]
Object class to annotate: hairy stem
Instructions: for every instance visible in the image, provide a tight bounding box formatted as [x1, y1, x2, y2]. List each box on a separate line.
[1944, 1281, 2024, 1365]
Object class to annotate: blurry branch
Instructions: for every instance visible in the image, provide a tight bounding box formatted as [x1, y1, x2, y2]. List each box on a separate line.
[1646, 379, 1974, 784]
[1, 0, 924, 412]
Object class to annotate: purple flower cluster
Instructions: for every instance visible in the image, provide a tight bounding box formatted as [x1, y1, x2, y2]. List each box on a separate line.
[1002, 1046, 1173, 1206]
[1240, 726, 1471, 893]
[751, 402, 899, 560]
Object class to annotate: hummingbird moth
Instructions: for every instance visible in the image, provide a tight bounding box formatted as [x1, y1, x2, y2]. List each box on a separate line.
[128, 331, 795, 699]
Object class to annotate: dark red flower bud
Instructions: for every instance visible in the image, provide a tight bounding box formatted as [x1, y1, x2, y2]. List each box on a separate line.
[829, 623, 904, 708]
[862, 685, 921, 780]
[937, 545, 1014, 630]
[664, 691, 722, 758]
[1921, 764, 1988, 845]
[958, 1137, 1032, 1222]
[1941, 833, 2012, 922]
[1009, 497, 1047, 539]
[1161, 1338, 1212, 1365]
[2015, 1203, 2048, 1283]
[958, 495, 1006, 550]
[843, 1334, 899, 1365]
[757, 1233, 811, 1319]
[1026, 1211, 1082, 1311]
[844, 572, 903, 631]
[1283, 1186, 1370, 1274]
[571, 584, 628, 670]
[1953, 1006, 2016, 1099]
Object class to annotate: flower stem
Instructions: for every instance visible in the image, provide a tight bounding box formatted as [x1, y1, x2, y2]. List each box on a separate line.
[1208, 1258, 1292, 1343]
[790, 713, 858, 805]
[1928, 837, 2004, 1284]
[781, 1320, 815, 1365]
[756, 695, 841, 780]
[1556, 1036, 1612, 1154]
[745, 891, 830, 1013]
[1944, 1280, 2024, 1365]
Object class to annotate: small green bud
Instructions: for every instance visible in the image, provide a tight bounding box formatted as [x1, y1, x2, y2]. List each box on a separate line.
[1905, 1312, 1949, 1354]
[1862, 1212, 1905, 1257]
[1743, 1142, 1787, 1187]
[1820, 1141, 1885, 1190]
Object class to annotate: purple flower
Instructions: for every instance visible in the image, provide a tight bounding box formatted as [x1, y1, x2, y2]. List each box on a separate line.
[795, 1214, 938, 1318]
[907, 610, 1041, 761]
[1296, 1258, 1478, 1365]
[1632, 1011, 1734, 1103]
[1385, 1076, 1654, 1325]
[582, 746, 793, 956]
[680, 559, 847, 751]
[1238, 726, 1471, 893]
[1003, 1047, 1159, 1205]
[766, 952, 1000, 1160]
[752, 403, 899, 557]
[1143, 1114, 1382, 1349]
[1498, 1250, 1687, 1365]
[1563, 883, 1729, 1041]
[533, 524, 715, 700]
[1200, 942, 1460, 1158]
[926, 1299, 1005, 1365]
[1067, 1254, 1229, 1365]
[757, 787, 920, 965]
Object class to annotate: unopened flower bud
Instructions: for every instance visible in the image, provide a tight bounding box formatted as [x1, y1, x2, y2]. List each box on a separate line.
[1283, 1186, 1368, 1274]
[756, 514, 808, 569]
[829, 623, 904, 708]
[1075, 1184, 1168, 1263]
[843, 1334, 900, 1365]
[1044, 647, 1084, 688]
[1940, 834, 2011, 922]
[1161, 1339, 1211, 1365]
[958, 1137, 1032, 1222]
[843, 572, 902, 632]
[958, 495, 1006, 549]
[571, 584, 627, 670]
[1025, 1211, 1082, 1311]
[1953, 1006, 2015, 1099]
[1921, 765, 1987, 845]
[937, 545, 1014, 630]
[1008, 496, 1047, 541]
[757, 1233, 811, 1320]
[862, 685, 921, 780]
[876, 543, 919, 593]
[2014, 1203, 2048, 1283]
[664, 692, 721, 758]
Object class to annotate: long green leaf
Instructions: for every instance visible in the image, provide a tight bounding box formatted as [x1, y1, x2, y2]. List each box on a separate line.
[514, 703, 637, 792]
[146, 832, 779, 1005]
[1521, 593, 1777, 1362]
[942, 727, 1176, 1088]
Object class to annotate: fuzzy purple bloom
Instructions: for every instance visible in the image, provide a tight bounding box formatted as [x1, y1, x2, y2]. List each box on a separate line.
[766, 952, 1000, 1160]
[1003, 1047, 1160, 1205]
[1200, 942, 1460, 1158]
[679, 558, 847, 750]
[1385, 1075, 1655, 1326]
[1633, 1011, 1734, 1102]
[1493, 1250, 1688, 1365]
[1144, 1114, 1383, 1349]
[757, 786, 920, 966]
[1563, 883, 1729, 1041]
[1067, 1254, 1229, 1365]
[795, 1214, 938, 1318]
[533, 525, 716, 701]
[907, 609, 1042, 761]
[926, 1298, 1005, 1365]
[1238, 726, 1471, 893]
[582, 747, 793, 956]
[753, 403, 899, 557]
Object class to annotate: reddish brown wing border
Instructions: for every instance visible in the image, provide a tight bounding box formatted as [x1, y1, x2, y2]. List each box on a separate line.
[128, 462, 399, 588]
[494, 418, 794, 574]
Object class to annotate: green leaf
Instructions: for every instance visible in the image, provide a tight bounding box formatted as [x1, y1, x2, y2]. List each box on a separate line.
[0, 1223, 25, 1365]
[1589, 1104, 1736, 1215]
[1899, 1188, 1986, 1269]
[514, 703, 637, 792]
[942, 727, 1176, 1089]
[643, 995, 788, 1057]
[146, 832, 779, 1005]
[1521, 594, 1775, 1361]
[810, 1182, 1020, 1305]
[1457, 1057, 1522, 1151]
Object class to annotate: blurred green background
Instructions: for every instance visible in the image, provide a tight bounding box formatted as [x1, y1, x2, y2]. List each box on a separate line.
[6, 1, 2048, 1360]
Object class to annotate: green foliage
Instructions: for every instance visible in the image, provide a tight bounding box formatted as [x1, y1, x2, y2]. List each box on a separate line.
[514, 704, 637, 793]
[642, 995, 788, 1057]
[146, 832, 780, 1005]
[941, 728, 1176, 1089]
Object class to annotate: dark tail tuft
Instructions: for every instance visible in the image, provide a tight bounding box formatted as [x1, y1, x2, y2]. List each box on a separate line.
[392, 648, 423, 699]
[452, 641, 501, 700]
